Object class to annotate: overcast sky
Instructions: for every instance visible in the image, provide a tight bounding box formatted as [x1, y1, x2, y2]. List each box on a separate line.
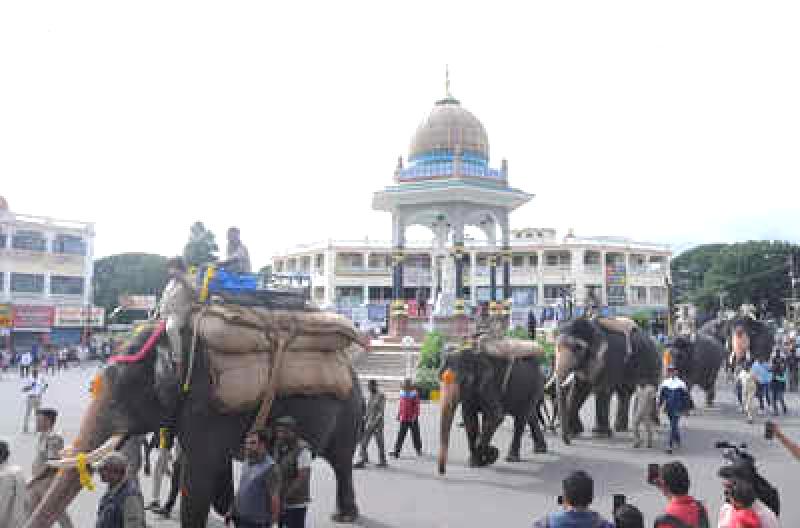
[2, 1, 798, 268]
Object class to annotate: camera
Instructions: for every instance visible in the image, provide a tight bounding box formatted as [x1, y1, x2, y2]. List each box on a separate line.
[613, 494, 626, 513]
[647, 463, 660, 485]
[557, 495, 563, 506]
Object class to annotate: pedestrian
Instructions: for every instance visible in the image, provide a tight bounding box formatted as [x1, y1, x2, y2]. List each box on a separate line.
[653, 461, 709, 528]
[26, 408, 73, 528]
[769, 357, 787, 415]
[658, 365, 690, 454]
[94, 452, 146, 528]
[631, 383, 657, 449]
[152, 442, 184, 519]
[145, 428, 174, 511]
[0, 439, 27, 528]
[527, 309, 537, 340]
[354, 379, 388, 469]
[786, 349, 799, 393]
[19, 350, 32, 378]
[738, 367, 758, 424]
[532, 470, 614, 528]
[21, 370, 48, 433]
[227, 429, 282, 528]
[416, 288, 427, 317]
[119, 435, 145, 492]
[726, 479, 761, 528]
[58, 347, 68, 371]
[271, 416, 312, 528]
[750, 359, 771, 412]
[391, 378, 422, 458]
[46, 351, 56, 376]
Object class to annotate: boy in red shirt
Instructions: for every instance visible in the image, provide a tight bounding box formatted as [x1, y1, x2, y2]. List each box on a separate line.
[390, 378, 422, 458]
[654, 461, 709, 528]
[729, 479, 761, 528]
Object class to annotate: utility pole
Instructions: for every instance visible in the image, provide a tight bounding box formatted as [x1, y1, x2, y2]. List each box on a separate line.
[666, 276, 673, 337]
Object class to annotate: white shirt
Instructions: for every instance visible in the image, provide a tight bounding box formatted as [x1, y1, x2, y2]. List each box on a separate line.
[20, 353, 32, 367]
[718, 499, 779, 528]
[23, 377, 47, 398]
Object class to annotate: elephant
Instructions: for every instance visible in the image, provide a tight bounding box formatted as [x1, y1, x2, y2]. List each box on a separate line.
[25, 321, 365, 528]
[668, 334, 726, 407]
[438, 349, 547, 475]
[699, 316, 774, 363]
[554, 318, 662, 445]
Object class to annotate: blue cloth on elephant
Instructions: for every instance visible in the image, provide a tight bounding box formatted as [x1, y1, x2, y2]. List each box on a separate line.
[533, 509, 614, 528]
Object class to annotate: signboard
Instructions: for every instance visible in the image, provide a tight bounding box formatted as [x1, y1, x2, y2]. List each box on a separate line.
[118, 295, 157, 311]
[1, 249, 85, 275]
[54, 306, 105, 327]
[605, 261, 627, 306]
[13, 305, 54, 330]
[0, 304, 12, 328]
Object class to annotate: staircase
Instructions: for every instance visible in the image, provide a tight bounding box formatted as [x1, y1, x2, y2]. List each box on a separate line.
[353, 342, 421, 395]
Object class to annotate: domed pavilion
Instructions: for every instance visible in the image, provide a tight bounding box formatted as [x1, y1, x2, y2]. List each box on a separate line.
[372, 79, 533, 332]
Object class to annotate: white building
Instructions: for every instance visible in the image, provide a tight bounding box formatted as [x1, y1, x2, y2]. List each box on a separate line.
[0, 196, 99, 352]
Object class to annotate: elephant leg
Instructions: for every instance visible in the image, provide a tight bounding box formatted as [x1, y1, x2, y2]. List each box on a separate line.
[463, 407, 481, 467]
[477, 408, 503, 466]
[211, 461, 234, 517]
[180, 452, 222, 527]
[506, 415, 525, 462]
[593, 389, 613, 437]
[329, 453, 359, 523]
[567, 380, 591, 435]
[528, 411, 548, 453]
[614, 388, 633, 432]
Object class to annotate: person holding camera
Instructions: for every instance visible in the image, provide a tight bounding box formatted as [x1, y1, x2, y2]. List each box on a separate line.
[717, 465, 778, 528]
[653, 461, 709, 528]
[532, 470, 614, 528]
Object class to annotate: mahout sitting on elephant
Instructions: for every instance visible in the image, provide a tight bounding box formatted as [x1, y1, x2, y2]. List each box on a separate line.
[438, 337, 547, 475]
[25, 310, 366, 528]
[554, 318, 661, 445]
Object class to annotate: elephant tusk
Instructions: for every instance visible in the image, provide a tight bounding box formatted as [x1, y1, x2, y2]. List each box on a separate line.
[561, 371, 576, 389]
[48, 434, 126, 469]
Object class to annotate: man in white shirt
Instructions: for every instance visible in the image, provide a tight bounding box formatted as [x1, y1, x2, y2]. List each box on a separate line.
[0, 440, 26, 528]
[19, 351, 32, 378]
[21, 370, 48, 433]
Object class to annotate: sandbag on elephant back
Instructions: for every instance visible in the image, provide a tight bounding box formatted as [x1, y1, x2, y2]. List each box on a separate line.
[207, 347, 353, 412]
[194, 304, 357, 354]
[480, 338, 544, 360]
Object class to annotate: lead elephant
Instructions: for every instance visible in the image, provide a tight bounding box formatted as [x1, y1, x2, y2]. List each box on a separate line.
[438, 349, 547, 475]
[555, 318, 662, 444]
[669, 334, 725, 406]
[25, 319, 365, 528]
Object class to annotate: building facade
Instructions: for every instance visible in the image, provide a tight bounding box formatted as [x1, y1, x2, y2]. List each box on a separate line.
[0, 196, 99, 353]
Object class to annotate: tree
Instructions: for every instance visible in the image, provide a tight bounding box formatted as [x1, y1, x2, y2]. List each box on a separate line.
[183, 222, 219, 267]
[258, 264, 273, 285]
[93, 253, 169, 320]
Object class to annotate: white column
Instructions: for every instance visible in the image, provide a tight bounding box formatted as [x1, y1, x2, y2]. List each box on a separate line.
[363, 284, 370, 306]
[84, 227, 95, 306]
[470, 251, 477, 305]
[537, 250, 545, 307]
[323, 249, 336, 307]
[363, 251, 370, 271]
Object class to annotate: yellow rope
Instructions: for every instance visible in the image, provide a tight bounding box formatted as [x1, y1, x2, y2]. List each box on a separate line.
[76, 453, 95, 491]
[199, 266, 216, 303]
[159, 427, 169, 449]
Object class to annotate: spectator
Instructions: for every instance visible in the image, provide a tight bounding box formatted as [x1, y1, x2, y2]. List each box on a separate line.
[271, 416, 312, 528]
[766, 420, 800, 461]
[658, 365, 691, 454]
[786, 349, 799, 392]
[528, 309, 537, 340]
[532, 470, 614, 528]
[653, 461, 709, 528]
[738, 366, 758, 424]
[727, 479, 760, 528]
[768, 357, 787, 415]
[21, 370, 48, 433]
[391, 378, 422, 458]
[0, 439, 27, 528]
[27, 408, 73, 528]
[152, 442, 184, 519]
[354, 379, 388, 469]
[145, 428, 174, 511]
[613, 504, 644, 528]
[19, 350, 32, 378]
[95, 452, 146, 528]
[717, 464, 779, 525]
[227, 430, 281, 528]
[750, 359, 771, 412]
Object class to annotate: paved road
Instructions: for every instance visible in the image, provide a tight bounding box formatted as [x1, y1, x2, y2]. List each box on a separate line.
[2, 365, 799, 527]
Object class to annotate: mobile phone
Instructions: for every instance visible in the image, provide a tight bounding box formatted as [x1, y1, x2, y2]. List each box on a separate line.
[557, 495, 564, 505]
[647, 463, 660, 485]
[613, 494, 626, 512]
[765, 421, 775, 440]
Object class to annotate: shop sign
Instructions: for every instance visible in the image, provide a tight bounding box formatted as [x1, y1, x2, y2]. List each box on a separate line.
[54, 306, 105, 327]
[118, 295, 157, 311]
[13, 305, 54, 330]
[0, 304, 12, 328]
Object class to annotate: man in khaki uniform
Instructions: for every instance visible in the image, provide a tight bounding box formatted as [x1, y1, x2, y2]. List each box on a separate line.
[26, 408, 73, 528]
[631, 384, 657, 449]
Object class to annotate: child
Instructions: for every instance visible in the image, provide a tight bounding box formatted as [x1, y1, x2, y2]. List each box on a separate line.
[631, 383, 657, 448]
[729, 479, 761, 528]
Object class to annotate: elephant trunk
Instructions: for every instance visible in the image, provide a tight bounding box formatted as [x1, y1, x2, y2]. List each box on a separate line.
[437, 378, 460, 475]
[554, 340, 573, 445]
[25, 373, 114, 528]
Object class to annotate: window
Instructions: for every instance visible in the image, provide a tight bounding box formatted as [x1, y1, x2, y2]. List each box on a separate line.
[545, 251, 571, 267]
[650, 286, 667, 305]
[586, 285, 603, 303]
[607, 285, 626, 306]
[528, 254, 538, 267]
[0, 272, 4, 291]
[12, 230, 46, 251]
[51, 276, 85, 295]
[544, 284, 567, 300]
[315, 254, 324, 270]
[11, 273, 45, 293]
[512, 255, 525, 268]
[583, 251, 601, 266]
[630, 286, 647, 304]
[52, 234, 86, 255]
[0, 231, 6, 248]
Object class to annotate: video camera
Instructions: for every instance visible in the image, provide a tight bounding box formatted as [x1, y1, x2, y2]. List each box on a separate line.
[714, 441, 781, 517]
[714, 441, 755, 466]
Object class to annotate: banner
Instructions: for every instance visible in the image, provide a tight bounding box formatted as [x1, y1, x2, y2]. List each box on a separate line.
[0, 304, 12, 328]
[54, 306, 105, 327]
[1, 249, 85, 275]
[118, 295, 157, 311]
[13, 305, 54, 330]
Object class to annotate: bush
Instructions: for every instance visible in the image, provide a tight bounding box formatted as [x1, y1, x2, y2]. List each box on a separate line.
[631, 311, 651, 330]
[505, 326, 531, 340]
[418, 330, 445, 369]
[415, 366, 440, 393]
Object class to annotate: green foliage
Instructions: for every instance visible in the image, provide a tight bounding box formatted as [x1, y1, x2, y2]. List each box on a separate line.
[183, 222, 219, 267]
[418, 330, 445, 369]
[673, 241, 799, 316]
[415, 366, 440, 392]
[259, 264, 273, 286]
[505, 326, 531, 340]
[537, 338, 555, 365]
[93, 253, 169, 317]
[631, 311, 651, 330]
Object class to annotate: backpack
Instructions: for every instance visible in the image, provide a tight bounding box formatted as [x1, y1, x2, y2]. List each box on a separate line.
[653, 500, 709, 528]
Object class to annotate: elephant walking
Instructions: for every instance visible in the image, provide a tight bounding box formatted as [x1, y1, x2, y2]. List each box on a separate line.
[669, 335, 725, 407]
[438, 351, 547, 475]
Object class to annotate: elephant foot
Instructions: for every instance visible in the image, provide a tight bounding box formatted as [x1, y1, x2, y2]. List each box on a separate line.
[614, 424, 629, 433]
[469, 455, 481, 468]
[533, 444, 547, 454]
[592, 427, 612, 438]
[505, 453, 521, 463]
[481, 446, 500, 466]
[331, 512, 358, 523]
